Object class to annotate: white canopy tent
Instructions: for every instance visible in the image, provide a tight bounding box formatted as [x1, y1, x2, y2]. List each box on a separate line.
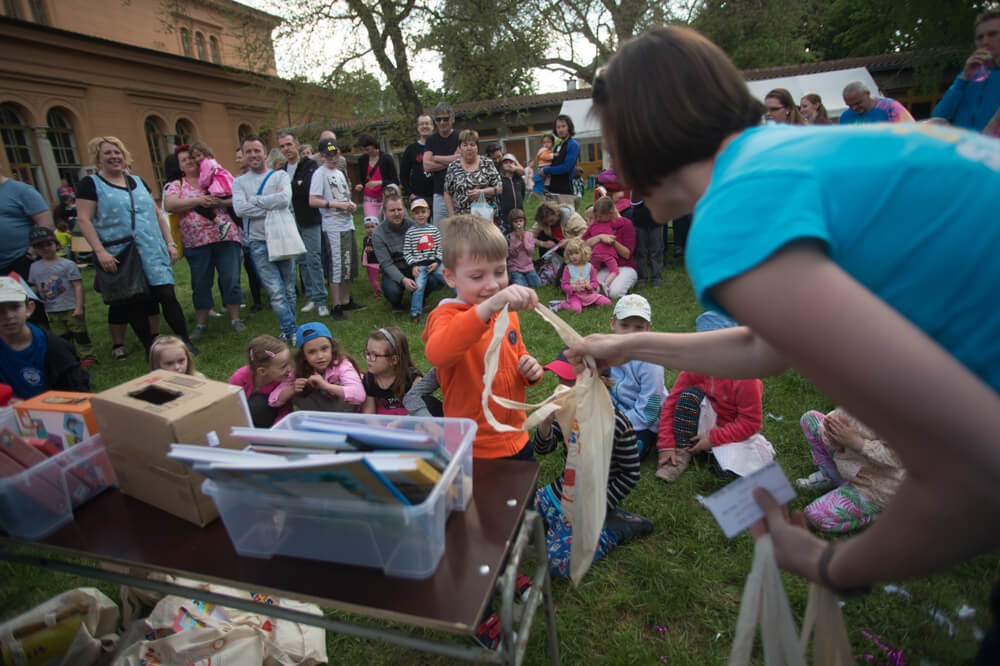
[744, 66, 881, 119]
[558, 66, 883, 135]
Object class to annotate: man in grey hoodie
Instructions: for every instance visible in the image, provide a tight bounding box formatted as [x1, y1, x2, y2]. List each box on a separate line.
[372, 193, 446, 312]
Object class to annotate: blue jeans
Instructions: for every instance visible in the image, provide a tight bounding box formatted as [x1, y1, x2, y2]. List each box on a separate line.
[249, 240, 297, 338]
[382, 269, 447, 309]
[296, 224, 327, 305]
[509, 269, 541, 288]
[410, 264, 446, 316]
[185, 241, 242, 310]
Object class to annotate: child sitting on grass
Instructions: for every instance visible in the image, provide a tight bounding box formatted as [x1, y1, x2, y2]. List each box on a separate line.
[149, 335, 204, 377]
[556, 237, 612, 313]
[273, 322, 365, 413]
[796, 408, 904, 533]
[533, 349, 651, 579]
[361, 326, 423, 415]
[605, 295, 667, 460]
[0, 276, 89, 399]
[656, 312, 768, 482]
[423, 214, 543, 460]
[229, 335, 293, 428]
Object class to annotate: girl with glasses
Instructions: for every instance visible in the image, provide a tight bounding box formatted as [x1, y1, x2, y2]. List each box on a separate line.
[362, 326, 424, 415]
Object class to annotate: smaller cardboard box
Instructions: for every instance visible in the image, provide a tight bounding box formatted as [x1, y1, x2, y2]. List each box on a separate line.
[15, 391, 98, 450]
[90, 372, 251, 526]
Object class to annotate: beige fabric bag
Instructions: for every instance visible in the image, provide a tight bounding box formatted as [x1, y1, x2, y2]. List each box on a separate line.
[729, 535, 852, 666]
[113, 579, 327, 666]
[483, 304, 615, 584]
[0, 587, 119, 666]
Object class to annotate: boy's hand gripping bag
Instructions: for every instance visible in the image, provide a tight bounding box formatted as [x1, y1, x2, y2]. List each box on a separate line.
[482, 304, 614, 584]
[265, 206, 307, 263]
[729, 535, 852, 666]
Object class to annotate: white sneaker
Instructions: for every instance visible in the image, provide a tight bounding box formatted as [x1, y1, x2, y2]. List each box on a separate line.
[796, 471, 837, 492]
[317, 305, 330, 317]
[300, 301, 316, 313]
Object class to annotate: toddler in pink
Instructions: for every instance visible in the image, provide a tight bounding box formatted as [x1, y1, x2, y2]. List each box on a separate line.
[588, 196, 624, 288]
[557, 237, 611, 313]
[190, 141, 235, 198]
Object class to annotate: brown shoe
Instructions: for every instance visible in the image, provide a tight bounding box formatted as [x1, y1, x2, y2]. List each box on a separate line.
[655, 448, 692, 482]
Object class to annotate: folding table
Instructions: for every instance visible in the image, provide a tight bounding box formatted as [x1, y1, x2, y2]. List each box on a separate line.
[0, 459, 560, 665]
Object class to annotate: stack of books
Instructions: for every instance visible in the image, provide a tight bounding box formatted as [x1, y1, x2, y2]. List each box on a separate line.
[169, 417, 450, 506]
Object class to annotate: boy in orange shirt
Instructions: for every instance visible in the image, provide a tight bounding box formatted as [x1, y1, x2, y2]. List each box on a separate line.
[423, 214, 542, 460]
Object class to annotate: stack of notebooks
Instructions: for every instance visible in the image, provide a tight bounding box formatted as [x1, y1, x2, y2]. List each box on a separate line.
[168, 416, 450, 506]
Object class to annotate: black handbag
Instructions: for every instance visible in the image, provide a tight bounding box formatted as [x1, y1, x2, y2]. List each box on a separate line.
[94, 178, 151, 305]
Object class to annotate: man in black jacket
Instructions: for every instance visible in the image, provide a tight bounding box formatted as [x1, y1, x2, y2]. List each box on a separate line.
[278, 131, 327, 316]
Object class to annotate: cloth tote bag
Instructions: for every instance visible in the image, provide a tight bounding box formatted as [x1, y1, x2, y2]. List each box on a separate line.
[470, 192, 494, 221]
[729, 535, 853, 666]
[255, 170, 305, 263]
[482, 304, 615, 584]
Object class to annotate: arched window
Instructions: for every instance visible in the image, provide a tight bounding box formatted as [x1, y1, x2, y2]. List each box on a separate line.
[0, 103, 39, 188]
[238, 124, 253, 145]
[145, 117, 167, 191]
[28, 0, 46, 24]
[46, 108, 81, 188]
[175, 119, 193, 146]
[180, 28, 191, 57]
[195, 32, 206, 60]
[209, 36, 220, 64]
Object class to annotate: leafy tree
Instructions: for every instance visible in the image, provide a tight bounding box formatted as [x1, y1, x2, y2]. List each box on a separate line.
[692, 0, 817, 69]
[424, 0, 545, 101]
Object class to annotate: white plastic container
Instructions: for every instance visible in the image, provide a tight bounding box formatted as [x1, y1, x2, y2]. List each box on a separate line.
[202, 412, 476, 579]
[0, 433, 117, 539]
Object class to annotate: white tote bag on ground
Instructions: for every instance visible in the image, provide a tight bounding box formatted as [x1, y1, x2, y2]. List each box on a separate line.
[482, 304, 615, 584]
[729, 535, 853, 666]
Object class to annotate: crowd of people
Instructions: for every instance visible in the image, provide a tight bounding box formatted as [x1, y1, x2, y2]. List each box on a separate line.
[1, 7, 999, 656]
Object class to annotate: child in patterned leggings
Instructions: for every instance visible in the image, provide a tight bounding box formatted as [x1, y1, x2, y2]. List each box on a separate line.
[796, 408, 906, 533]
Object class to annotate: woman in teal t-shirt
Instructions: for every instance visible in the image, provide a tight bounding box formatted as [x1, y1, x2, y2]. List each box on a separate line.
[567, 26, 1000, 611]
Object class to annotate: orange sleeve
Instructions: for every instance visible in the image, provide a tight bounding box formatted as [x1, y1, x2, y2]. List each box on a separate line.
[424, 304, 489, 369]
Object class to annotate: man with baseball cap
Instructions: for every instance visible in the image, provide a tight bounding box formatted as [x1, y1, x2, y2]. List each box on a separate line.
[0, 275, 89, 399]
[309, 138, 358, 320]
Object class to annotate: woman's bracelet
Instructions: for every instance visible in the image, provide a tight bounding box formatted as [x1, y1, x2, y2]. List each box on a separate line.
[817, 542, 871, 598]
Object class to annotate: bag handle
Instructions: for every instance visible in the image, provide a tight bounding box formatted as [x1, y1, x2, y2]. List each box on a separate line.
[481, 303, 596, 434]
[256, 170, 275, 195]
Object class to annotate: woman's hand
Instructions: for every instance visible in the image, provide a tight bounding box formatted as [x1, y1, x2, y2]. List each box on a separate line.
[658, 449, 675, 467]
[689, 433, 712, 452]
[96, 248, 118, 272]
[202, 196, 225, 207]
[565, 333, 628, 373]
[354, 184, 364, 192]
[468, 188, 481, 199]
[369, 179, 382, 188]
[557, 238, 568, 248]
[749, 488, 827, 583]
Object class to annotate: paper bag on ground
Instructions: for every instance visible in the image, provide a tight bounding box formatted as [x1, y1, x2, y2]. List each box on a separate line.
[482, 304, 614, 584]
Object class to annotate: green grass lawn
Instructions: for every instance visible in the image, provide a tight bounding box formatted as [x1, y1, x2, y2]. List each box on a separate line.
[2, 197, 997, 664]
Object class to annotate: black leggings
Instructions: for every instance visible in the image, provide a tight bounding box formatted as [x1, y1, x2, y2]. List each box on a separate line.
[108, 284, 188, 351]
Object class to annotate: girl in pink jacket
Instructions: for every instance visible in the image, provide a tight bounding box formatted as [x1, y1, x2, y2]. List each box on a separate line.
[272, 322, 366, 413]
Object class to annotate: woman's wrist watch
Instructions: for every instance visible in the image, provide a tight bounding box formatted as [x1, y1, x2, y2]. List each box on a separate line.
[167, 241, 178, 249]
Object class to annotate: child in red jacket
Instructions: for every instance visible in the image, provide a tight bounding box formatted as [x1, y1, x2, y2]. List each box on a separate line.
[655, 311, 770, 482]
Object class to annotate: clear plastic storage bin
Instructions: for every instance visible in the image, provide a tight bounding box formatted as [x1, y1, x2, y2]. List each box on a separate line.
[202, 411, 476, 579]
[0, 434, 117, 539]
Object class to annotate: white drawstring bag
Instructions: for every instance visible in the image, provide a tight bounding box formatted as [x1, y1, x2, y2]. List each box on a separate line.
[470, 192, 494, 221]
[482, 304, 615, 584]
[729, 535, 853, 666]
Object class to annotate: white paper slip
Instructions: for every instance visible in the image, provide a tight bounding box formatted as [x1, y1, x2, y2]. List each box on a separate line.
[700, 461, 797, 539]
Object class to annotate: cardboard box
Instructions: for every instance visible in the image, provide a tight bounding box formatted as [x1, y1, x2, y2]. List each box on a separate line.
[90, 372, 251, 526]
[15, 392, 98, 450]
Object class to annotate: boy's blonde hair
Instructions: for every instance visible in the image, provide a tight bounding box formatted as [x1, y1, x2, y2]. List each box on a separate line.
[442, 214, 508, 269]
[149, 335, 196, 375]
[563, 237, 592, 264]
